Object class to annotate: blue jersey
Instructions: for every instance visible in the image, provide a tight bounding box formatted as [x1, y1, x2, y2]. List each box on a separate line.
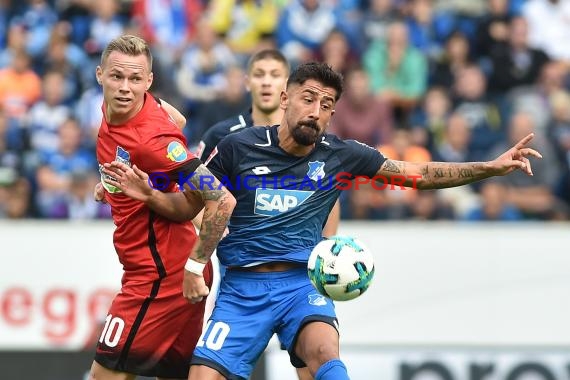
[206, 125, 386, 267]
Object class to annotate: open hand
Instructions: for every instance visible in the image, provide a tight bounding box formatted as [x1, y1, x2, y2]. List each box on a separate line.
[490, 133, 542, 176]
[102, 162, 154, 202]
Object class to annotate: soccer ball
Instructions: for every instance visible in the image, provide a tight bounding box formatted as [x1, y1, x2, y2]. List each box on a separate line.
[307, 235, 375, 301]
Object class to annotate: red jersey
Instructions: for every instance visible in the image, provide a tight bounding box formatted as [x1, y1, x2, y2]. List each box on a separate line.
[97, 94, 198, 288]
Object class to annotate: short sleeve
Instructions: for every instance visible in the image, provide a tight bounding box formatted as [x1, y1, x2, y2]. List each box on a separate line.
[137, 131, 198, 174]
[340, 139, 387, 178]
[204, 134, 235, 180]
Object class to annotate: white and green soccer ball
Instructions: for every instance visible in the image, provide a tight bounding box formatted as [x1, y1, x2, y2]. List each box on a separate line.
[307, 235, 375, 301]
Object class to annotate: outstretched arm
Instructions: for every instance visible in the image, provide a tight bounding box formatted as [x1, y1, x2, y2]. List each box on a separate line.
[102, 162, 236, 303]
[376, 133, 542, 190]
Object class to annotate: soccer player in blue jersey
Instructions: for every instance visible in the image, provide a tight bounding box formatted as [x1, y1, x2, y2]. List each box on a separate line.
[195, 49, 321, 380]
[196, 49, 339, 239]
[102, 62, 541, 380]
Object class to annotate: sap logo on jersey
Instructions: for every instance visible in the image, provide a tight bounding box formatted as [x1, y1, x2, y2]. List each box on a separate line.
[254, 188, 313, 216]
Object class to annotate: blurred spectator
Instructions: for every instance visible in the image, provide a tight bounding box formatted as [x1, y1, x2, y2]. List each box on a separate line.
[175, 16, 237, 137]
[547, 90, 570, 169]
[0, 21, 28, 68]
[363, 21, 428, 122]
[464, 180, 523, 221]
[193, 65, 249, 146]
[132, 0, 204, 81]
[433, 0, 486, 40]
[330, 0, 364, 52]
[276, 0, 338, 66]
[75, 84, 103, 149]
[0, 0, 8, 51]
[430, 113, 481, 218]
[488, 16, 550, 95]
[65, 170, 111, 219]
[175, 16, 237, 105]
[507, 61, 568, 136]
[546, 90, 570, 209]
[431, 112, 473, 162]
[405, 0, 456, 61]
[0, 110, 25, 186]
[83, 0, 126, 59]
[410, 189, 455, 220]
[487, 112, 561, 220]
[28, 69, 73, 154]
[430, 30, 472, 88]
[41, 22, 92, 101]
[452, 64, 504, 161]
[57, 0, 93, 47]
[522, 0, 570, 62]
[312, 28, 359, 77]
[209, 0, 279, 63]
[329, 66, 393, 146]
[0, 177, 32, 218]
[34, 117, 97, 218]
[16, 0, 58, 59]
[409, 86, 452, 150]
[360, 0, 400, 49]
[475, 0, 510, 57]
[0, 49, 42, 123]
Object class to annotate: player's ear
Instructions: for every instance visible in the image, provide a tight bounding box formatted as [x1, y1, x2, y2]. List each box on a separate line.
[280, 90, 288, 110]
[95, 66, 102, 85]
[244, 75, 251, 92]
[146, 72, 153, 91]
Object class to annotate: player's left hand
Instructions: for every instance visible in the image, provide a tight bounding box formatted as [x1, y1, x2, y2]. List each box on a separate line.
[102, 162, 154, 202]
[94, 182, 106, 203]
[488, 133, 542, 176]
[183, 271, 210, 304]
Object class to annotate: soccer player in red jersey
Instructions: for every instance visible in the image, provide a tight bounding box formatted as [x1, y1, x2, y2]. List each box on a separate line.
[90, 35, 236, 380]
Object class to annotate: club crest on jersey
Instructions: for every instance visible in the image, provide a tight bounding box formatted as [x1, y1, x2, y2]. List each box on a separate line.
[116, 146, 131, 166]
[166, 141, 187, 162]
[308, 294, 327, 306]
[99, 163, 122, 194]
[307, 161, 325, 181]
[254, 188, 312, 216]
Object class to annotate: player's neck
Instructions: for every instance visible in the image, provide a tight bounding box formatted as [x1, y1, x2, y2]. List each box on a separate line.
[277, 124, 314, 157]
[251, 107, 281, 127]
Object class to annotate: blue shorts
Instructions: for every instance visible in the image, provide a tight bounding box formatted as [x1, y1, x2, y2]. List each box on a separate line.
[191, 267, 338, 380]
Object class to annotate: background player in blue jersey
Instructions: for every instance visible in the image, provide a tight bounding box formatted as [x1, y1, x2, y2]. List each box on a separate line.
[102, 62, 541, 380]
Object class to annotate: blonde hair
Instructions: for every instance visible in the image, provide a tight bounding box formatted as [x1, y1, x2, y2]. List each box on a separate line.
[101, 35, 153, 70]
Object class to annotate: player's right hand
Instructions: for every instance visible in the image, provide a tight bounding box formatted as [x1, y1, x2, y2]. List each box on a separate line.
[183, 271, 210, 304]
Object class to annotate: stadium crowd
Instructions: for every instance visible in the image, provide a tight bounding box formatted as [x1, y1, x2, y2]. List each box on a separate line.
[0, 0, 568, 221]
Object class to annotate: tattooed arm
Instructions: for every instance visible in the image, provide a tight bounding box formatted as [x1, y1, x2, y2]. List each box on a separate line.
[376, 133, 542, 190]
[102, 162, 235, 252]
[101, 161, 236, 302]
